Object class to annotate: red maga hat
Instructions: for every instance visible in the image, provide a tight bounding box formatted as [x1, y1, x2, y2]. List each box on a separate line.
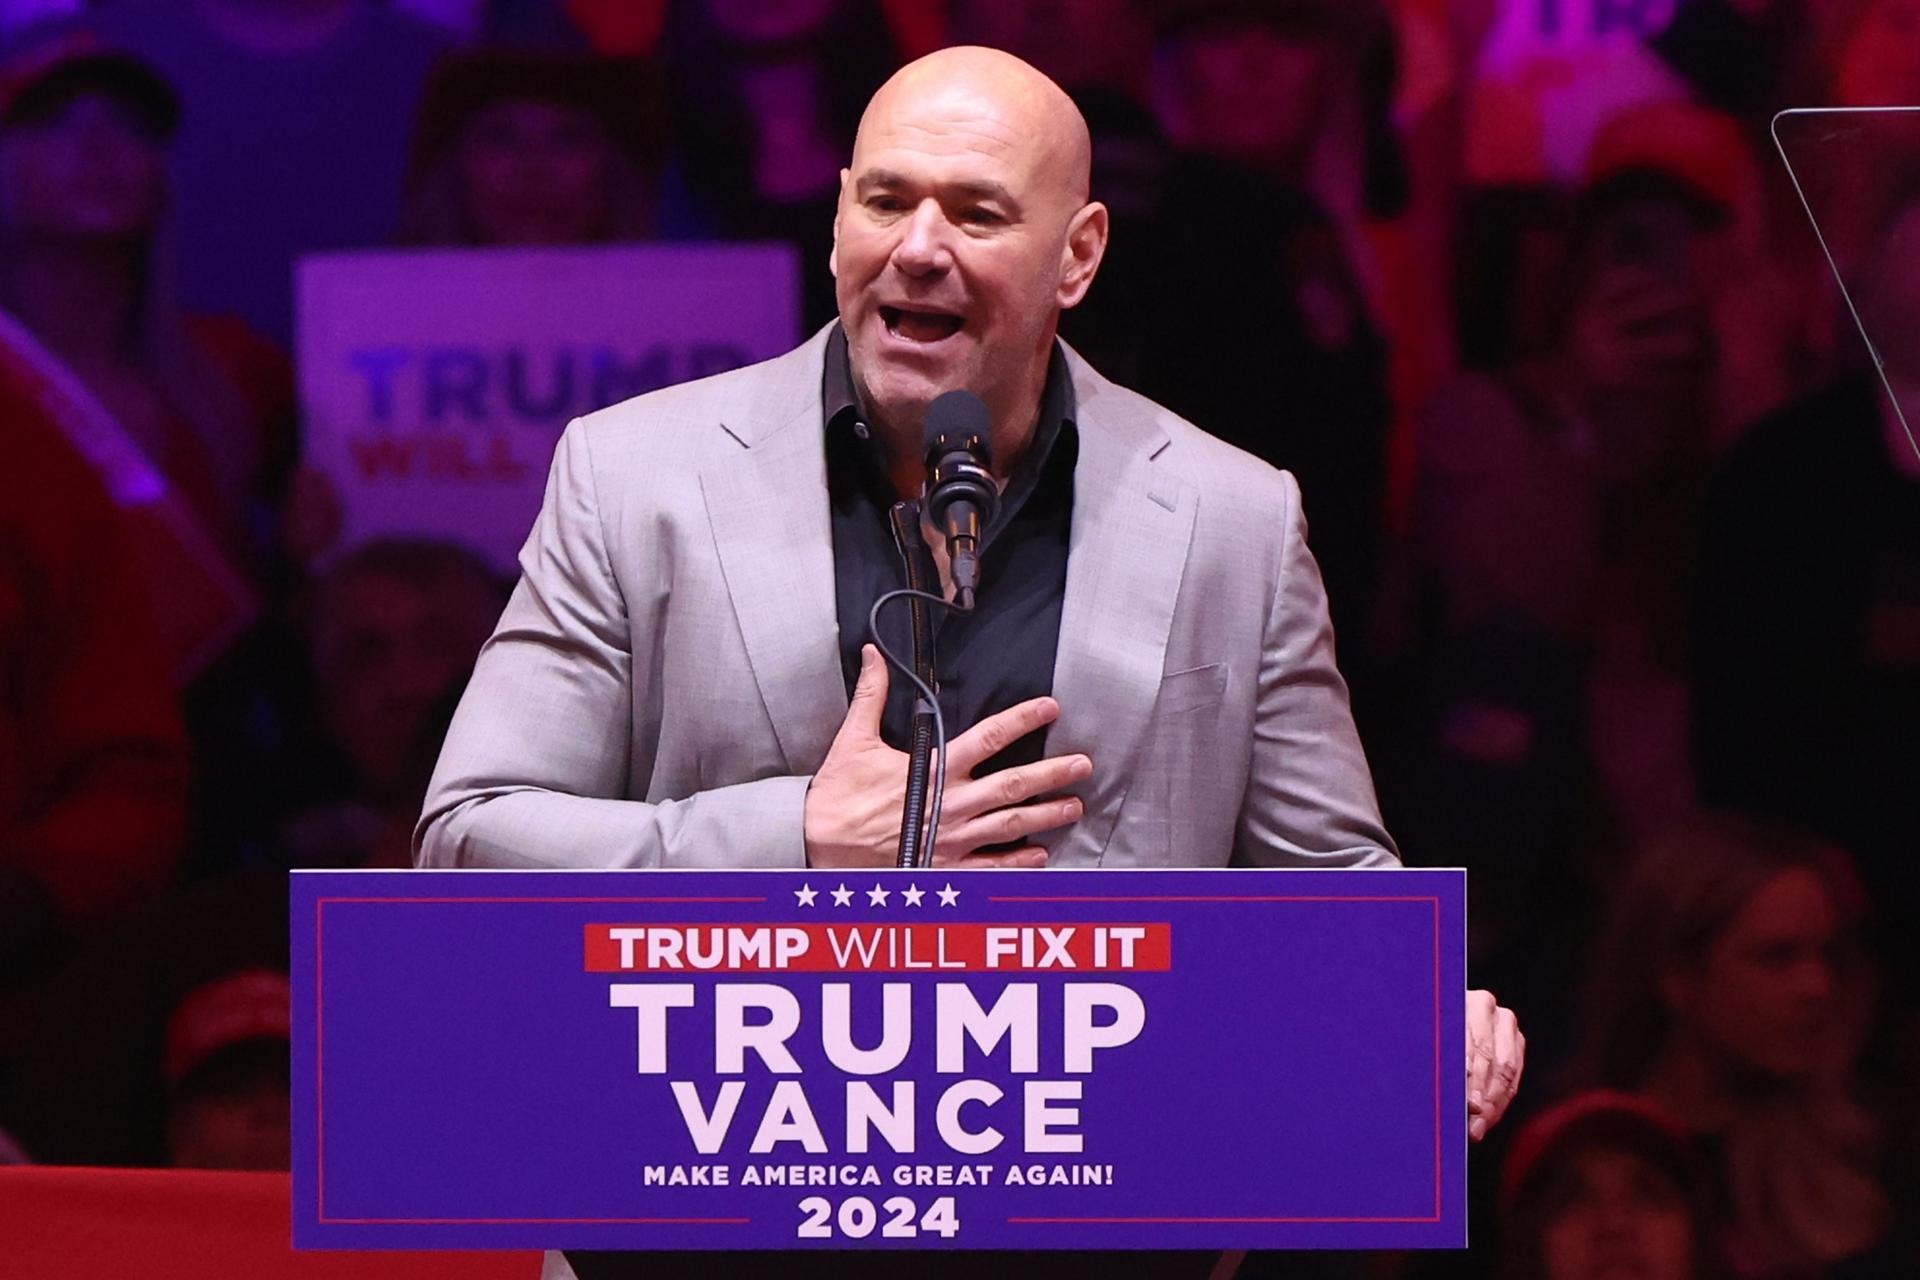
[164, 968, 292, 1087]
[0, 24, 179, 138]
[1500, 1088, 1700, 1212]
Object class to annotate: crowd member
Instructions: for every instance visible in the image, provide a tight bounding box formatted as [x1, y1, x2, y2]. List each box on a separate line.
[1, 866, 286, 1167]
[1382, 119, 1743, 905]
[1693, 180, 1920, 1006]
[1379, 141, 1731, 1035]
[400, 47, 666, 248]
[1445, 1, 1812, 450]
[275, 539, 505, 871]
[658, 0, 900, 328]
[279, 48, 670, 580]
[1497, 1090, 1728, 1280]
[1579, 812, 1895, 1278]
[1131, 0, 1396, 680]
[0, 393, 187, 1058]
[163, 968, 291, 1172]
[282, 47, 666, 600]
[0, 26, 291, 576]
[1498, 1090, 1722, 1280]
[95, 0, 448, 345]
[0, 25, 326, 906]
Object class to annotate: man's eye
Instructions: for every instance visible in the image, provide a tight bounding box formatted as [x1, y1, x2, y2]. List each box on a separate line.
[868, 196, 906, 213]
[962, 208, 1002, 225]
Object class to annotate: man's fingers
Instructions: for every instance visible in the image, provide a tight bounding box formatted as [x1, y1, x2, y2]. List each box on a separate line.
[937, 795, 1084, 857]
[943, 753, 1092, 822]
[1466, 989, 1496, 1112]
[934, 845, 1049, 870]
[1470, 1011, 1521, 1142]
[1483, 1009, 1523, 1122]
[946, 697, 1061, 775]
[840, 644, 889, 742]
[1465, 993, 1523, 1144]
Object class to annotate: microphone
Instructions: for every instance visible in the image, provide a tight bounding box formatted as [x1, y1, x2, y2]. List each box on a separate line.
[921, 390, 999, 611]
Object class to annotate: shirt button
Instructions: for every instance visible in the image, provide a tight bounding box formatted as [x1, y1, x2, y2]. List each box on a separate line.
[853, 420, 870, 440]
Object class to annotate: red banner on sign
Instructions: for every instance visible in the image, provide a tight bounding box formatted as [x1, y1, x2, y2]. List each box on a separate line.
[584, 923, 1173, 973]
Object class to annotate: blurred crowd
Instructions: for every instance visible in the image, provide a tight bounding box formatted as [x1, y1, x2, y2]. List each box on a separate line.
[0, 1, 1917, 1277]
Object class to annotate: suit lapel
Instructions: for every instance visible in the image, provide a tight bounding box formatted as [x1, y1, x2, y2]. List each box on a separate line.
[700, 332, 849, 775]
[1045, 355, 1196, 866]
[695, 332, 1196, 837]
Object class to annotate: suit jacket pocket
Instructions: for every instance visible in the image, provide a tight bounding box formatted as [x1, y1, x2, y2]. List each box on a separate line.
[1155, 662, 1228, 716]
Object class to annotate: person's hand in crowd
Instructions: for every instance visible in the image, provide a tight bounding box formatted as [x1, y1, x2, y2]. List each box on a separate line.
[1467, 988, 1525, 1142]
[1568, 265, 1707, 398]
[803, 645, 1090, 869]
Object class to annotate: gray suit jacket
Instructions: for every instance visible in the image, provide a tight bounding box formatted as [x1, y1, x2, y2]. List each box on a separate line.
[416, 325, 1398, 871]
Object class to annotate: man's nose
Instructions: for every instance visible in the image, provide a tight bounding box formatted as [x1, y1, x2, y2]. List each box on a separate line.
[890, 199, 953, 277]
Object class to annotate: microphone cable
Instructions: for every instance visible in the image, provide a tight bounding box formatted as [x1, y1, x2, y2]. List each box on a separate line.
[867, 587, 969, 868]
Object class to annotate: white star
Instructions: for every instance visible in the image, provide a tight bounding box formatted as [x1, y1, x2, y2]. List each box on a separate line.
[830, 883, 855, 907]
[867, 884, 891, 906]
[936, 883, 961, 907]
[794, 884, 818, 907]
[900, 885, 926, 907]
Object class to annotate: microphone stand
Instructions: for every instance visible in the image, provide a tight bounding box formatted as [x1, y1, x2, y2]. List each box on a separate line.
[890, 503, 940, 870]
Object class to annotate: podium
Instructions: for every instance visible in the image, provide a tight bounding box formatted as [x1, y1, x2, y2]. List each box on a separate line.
[292, 868, 1466, 1254]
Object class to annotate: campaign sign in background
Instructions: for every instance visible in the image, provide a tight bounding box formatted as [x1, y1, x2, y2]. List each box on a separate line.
[292, 869, 1466, 1252]
[297, 244, 799, 574]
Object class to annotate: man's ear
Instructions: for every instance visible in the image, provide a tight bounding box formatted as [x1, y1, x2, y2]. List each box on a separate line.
[1057, 200, 1110, 311]
[830, 167, 850, 278]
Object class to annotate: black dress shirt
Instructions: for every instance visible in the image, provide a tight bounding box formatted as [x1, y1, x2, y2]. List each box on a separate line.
[822, 324, 1076, 775]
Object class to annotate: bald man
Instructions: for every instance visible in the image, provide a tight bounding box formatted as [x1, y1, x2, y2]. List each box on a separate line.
[420, 52, 1521, 1270]
[421, 42, 1413, 872]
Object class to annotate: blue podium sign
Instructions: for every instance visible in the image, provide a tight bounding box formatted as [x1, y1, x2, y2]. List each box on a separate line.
[291, 868, 1466, 1252]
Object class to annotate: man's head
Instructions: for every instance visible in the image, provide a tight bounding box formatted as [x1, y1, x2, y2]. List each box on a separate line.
[831, 46, 1107, 457]
[164, 969, 293, 1172]
[0, 29, 177, 245]
[1499, 1092, 1711, 1280]
[308, 539, 505, 806]
[1152, 2, 1349, 173]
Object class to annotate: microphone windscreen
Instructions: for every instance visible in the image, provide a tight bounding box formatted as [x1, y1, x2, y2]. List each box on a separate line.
[922, 390, 992, 462]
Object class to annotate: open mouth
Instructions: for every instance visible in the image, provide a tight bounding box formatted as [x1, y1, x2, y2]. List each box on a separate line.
[880, 306, 964, 344]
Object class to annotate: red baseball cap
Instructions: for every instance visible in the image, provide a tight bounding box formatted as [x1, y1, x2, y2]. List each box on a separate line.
[1500, 1089, 1699, 1212]
[164, 969, 292, 1087]
[1587, 101, 1754, 214]
[0, 25, 179, 138]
